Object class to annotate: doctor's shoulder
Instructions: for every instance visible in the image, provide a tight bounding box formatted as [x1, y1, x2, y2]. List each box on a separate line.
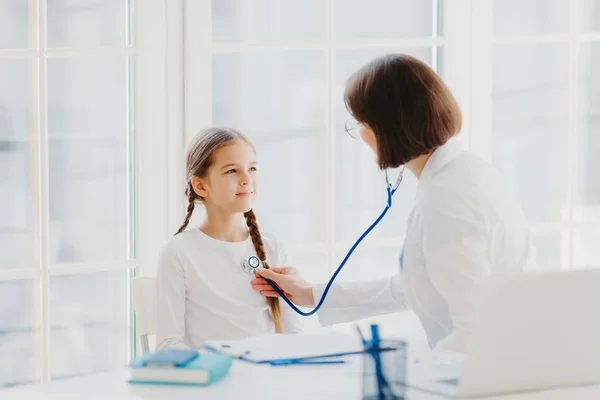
[434, 153, 505, 198]
[453, 152, 520, 201]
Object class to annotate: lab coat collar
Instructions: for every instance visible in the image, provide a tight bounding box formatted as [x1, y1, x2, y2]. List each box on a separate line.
[417, 136, 464, 188]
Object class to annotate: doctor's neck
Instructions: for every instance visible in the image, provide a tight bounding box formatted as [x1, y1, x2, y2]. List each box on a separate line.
[405, 152, 432, 179]
[199, 209, 248, 242]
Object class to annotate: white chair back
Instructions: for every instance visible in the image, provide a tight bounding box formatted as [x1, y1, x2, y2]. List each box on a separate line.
[131, 276, 157, 354]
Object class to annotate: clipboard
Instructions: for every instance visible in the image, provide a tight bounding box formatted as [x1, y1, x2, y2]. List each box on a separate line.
[204, 331, 366, 364]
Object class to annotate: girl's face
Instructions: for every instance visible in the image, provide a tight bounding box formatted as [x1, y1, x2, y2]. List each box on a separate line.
[191, 140, 259, 214]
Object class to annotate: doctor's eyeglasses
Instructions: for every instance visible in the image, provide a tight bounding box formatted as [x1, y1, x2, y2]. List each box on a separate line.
[345, 119, 362, 139]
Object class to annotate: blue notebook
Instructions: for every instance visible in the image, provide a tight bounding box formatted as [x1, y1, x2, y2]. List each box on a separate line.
[128, 350, 232, 386]
[142, 349, 199, 368]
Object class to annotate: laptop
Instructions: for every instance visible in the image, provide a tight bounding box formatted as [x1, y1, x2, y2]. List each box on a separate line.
[409, 268, 600, 398]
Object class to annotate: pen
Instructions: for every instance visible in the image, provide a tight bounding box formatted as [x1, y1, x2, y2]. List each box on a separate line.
[370, 324, 380, 347]
[370, 324, 387, 400]
[356, 325, 368, 347]
[269, 359, 345, 366]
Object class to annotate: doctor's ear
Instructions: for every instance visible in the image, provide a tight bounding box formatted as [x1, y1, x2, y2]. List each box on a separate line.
[190, 176, 208, 198]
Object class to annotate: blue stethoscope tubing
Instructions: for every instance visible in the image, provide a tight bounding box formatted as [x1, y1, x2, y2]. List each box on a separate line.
[264, 168, 405, 317]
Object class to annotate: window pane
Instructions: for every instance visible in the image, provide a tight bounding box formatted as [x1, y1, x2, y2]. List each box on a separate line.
[50, 270, 128, 379]
[212, 0, 325, 43]
[47, 0, 128, 48]
[47, 57, 129, 263]
[492, 44, 568, 223]
[334, 48, 433, 243]
[493, 0, 568, 36]
[574, 228, 600, 269]
[0, 280, 36, 387]
[533, 232, 563, 271]
[580, 0, 600, 32]
[335, 0, 442, 40]
[252, 137, 325, 244]
[212, 52, 326, 244]
[576, 43, 600, 218]
[334, 247, 401, 283]
[0, 60, 35, 269]
[0, 0, 29, 49]
[292, 252, 328, 283]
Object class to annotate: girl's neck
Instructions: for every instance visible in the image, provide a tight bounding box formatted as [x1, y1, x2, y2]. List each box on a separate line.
[199, 209, 248, 242]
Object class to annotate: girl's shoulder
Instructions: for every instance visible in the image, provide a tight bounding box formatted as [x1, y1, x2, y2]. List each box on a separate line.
[158, 229, 204, 259]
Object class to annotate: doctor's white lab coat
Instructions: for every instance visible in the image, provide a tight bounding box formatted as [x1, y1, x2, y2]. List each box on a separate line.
[312, 138, 537, 353]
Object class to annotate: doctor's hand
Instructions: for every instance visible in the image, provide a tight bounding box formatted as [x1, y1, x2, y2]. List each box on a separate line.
[251, 267, 315, 307]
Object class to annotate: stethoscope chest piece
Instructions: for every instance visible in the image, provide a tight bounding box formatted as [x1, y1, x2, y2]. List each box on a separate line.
[241, 255, 262, 275]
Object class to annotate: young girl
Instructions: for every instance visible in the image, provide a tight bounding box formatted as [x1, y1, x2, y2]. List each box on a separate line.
[156, 127, 303, 350]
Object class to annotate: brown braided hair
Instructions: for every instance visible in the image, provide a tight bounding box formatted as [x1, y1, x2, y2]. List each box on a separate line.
[175, 183, 197, 235]
[244, 209, 283, 333]
[175, 127, 284, 333]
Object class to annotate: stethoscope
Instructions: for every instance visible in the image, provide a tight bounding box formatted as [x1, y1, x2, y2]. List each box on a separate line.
[241, 167, 405, 317]
[241, 255, 262, 275]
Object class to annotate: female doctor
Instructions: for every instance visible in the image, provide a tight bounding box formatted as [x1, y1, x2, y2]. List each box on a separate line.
[251, 54, 537, 353]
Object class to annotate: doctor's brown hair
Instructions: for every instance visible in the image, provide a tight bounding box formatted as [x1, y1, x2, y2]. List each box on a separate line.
[344, 54, 462, 169]
[175, 127, 283, 333]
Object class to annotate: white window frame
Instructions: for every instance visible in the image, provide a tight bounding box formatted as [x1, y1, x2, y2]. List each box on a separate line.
[470, 0, 600, 271]
[179, 0, 475, 277]
[0, 0, 178, 384]
[159, 0, 600, 345]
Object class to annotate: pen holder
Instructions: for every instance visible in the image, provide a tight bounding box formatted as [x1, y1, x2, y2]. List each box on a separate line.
[362, 339, 407, 400]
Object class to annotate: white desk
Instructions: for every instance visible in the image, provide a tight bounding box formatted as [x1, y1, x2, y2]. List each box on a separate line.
[3, 359, 600, 400]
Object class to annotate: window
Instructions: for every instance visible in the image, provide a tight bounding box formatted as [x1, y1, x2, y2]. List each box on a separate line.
[3, 2, 594, 387]
[182, 0, 600, 342]
[480, 0, 600, 271]
[183, 0, 445, 336]
[0, 0, 136, 387]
